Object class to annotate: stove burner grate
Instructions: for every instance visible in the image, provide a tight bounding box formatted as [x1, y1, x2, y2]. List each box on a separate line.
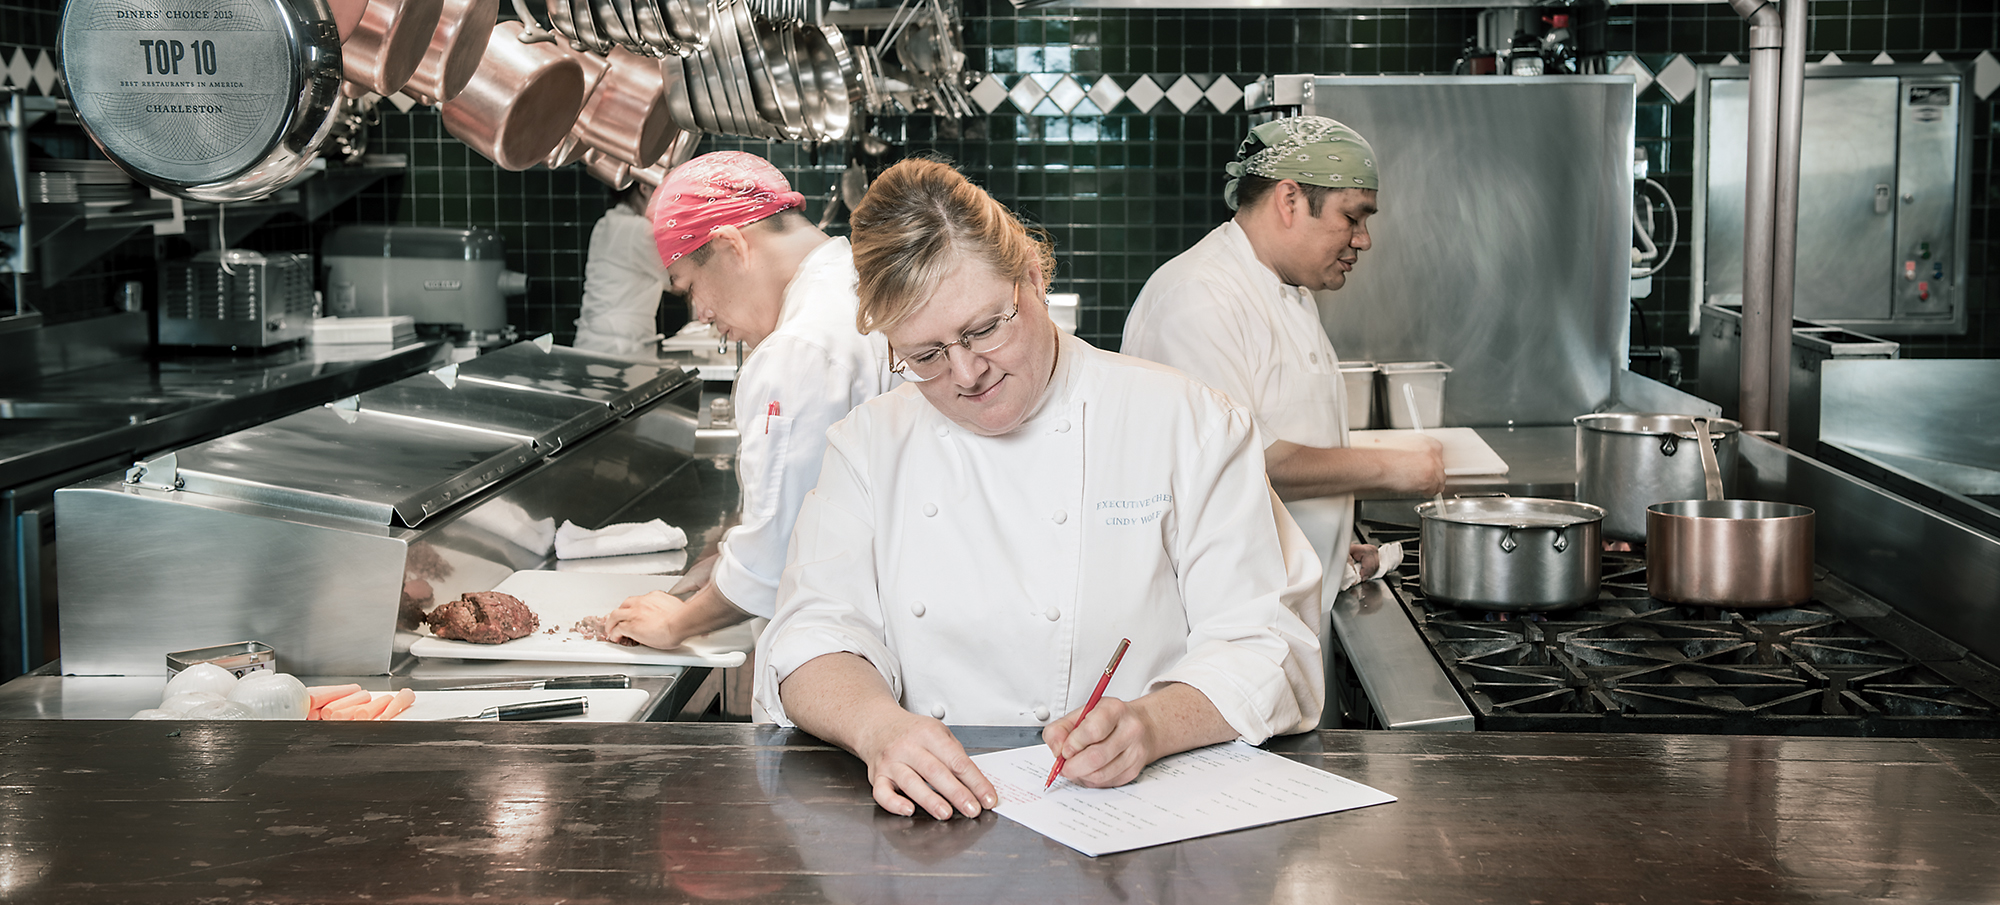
[1358, 521, 2000, 737]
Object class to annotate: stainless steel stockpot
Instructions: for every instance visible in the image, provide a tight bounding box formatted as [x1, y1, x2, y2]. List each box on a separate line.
[1416, 496, 1605, 612]
[1575, 412, 1742, 542]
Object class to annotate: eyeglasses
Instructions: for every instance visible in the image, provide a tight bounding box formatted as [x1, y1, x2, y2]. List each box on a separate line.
[889, 288, 1023, 382]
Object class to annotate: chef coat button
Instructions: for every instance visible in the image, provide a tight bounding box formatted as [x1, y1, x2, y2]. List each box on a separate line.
[911, 601, 926, 617]
[1034, 707, 1051, 722]
[1044, 607, 1061, 621]
[930, 704, 945, 719]
[1309, 353, 1319, 363]
[923, 503, 938, 517]
[1055, 419, 1071, 433]
[937, 427, 950, 438]
[1052, 509, 1067, 524]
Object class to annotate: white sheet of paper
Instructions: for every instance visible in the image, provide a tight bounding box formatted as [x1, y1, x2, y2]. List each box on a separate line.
[971, 741, 1396, 857]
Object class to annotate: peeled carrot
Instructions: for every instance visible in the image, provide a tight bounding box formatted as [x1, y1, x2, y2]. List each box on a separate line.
[307, 684, 365, 710]
[352, 691, 397, 720]
[374, 688, 416, 721]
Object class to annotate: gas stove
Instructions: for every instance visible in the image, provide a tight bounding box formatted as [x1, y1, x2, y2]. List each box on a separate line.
[1348, 520, 2000, 738]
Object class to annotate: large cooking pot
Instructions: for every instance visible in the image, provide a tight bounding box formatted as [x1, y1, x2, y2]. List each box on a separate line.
[1575, 412, 1742, 542]
[59, 0, 344, 202]
[1417, 495, 1605, 611]
[1647, 418, 1815, 608]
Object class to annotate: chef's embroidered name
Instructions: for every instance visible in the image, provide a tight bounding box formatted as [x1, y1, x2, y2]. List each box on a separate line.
[1099, 493, 1171, 525]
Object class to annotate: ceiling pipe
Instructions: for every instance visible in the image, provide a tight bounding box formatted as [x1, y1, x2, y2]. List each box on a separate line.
[1729, 0, 1782, 435]
[1767, 0, 1808, 446]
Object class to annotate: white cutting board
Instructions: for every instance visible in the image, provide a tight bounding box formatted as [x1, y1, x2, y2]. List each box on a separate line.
[1350, 428, 1510, 476]
[408, 571, 752, 667]
[395, 688, 652, 722]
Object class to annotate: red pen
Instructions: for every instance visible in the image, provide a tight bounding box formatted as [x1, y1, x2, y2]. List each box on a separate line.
[764, 400, 779, 433]
[1046, 637, 1132, 789]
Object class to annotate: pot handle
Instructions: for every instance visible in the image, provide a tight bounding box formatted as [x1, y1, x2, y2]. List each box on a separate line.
[1551, 526, 1569, 553]
[1498, 526, 1517, 553]
[1694, 417, 1725, 502]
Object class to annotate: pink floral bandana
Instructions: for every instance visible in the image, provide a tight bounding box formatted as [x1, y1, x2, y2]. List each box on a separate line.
[648, 151, 806, 265]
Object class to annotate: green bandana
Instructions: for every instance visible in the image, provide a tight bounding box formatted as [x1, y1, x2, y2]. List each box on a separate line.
[1224, 116, 1380, 211]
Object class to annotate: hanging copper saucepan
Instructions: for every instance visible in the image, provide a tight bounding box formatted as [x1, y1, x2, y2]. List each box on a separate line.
[583, 147, 634, 189]
[403, 0, 500, 105]
[573, 46, 679, 167]
[1646, 418, 1817, 608]
[442, 17, 589, 171]
[332, 0, 447, 97]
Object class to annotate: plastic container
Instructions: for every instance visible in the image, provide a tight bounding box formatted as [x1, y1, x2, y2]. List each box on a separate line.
[1381, 361, 1453, 429]
[1339, 361, 1380, 430]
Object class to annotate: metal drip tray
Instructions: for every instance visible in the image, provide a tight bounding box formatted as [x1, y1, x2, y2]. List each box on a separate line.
[173, 405, 539, 526]
[453, 344, 688, 415]
[359, 378, 612, 453]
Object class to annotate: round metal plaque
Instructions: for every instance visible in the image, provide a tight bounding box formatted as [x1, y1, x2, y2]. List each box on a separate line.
[59, 0, 340, 199]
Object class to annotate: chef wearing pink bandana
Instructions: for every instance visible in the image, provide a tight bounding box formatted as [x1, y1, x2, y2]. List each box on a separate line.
[601, 152, 899, 651]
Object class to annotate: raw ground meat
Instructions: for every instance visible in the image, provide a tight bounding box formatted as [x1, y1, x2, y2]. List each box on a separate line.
[423, 591, 539, 644]
[571, 615, 639, 646]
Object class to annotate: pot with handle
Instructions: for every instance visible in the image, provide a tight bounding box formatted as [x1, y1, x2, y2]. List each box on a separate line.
[402, 0, 500, 105]
[1575, 412, 1742, 542]
[441, 16, 590, 171]
[1646, 418, 1816, 608]
[332, 0, 447, 96]
[1416, 494, 1605, 612]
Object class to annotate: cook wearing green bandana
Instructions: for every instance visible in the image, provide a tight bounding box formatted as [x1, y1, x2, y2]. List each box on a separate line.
[1125, 113, 1443, 585]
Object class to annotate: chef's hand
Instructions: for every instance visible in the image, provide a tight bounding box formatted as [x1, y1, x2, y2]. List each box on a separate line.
[1348, 543, 1381, 581]
[603, 591, 688, 649]
[857, 711, 997, 820]
[1386, 434, 1447, 496]
[1041, 697, 1152, 789]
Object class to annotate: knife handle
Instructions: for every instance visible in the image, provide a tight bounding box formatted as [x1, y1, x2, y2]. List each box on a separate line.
[542, 675, 631, 690]
[495, 696, 589, 721]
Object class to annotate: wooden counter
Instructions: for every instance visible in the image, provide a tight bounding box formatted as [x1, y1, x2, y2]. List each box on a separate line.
[4, 722, 1998, 903]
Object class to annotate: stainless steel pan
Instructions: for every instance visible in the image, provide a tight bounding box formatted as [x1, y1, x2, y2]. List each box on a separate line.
[59, 0, 344, 202]
[1416, 495, 1605, 612]
[1576, 413, 1742, 542]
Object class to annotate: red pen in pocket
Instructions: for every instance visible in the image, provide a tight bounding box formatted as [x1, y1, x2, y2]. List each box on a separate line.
[765, 401, 779, 433]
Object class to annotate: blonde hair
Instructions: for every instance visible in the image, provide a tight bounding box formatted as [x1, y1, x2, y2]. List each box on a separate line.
[850, 157, 1057, 334]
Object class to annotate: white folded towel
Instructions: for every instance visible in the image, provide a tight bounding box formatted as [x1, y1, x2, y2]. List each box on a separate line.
[555, 519, 688, 559]
[461, 498, 557, 556]
[554, 548, 690, 575]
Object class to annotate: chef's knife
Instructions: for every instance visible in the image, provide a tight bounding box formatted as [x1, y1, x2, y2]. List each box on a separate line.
[434, 675, 632, 691]
[445, 696, 590, 721]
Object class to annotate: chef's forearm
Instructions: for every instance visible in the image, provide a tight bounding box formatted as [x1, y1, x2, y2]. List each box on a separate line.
[778, 652, 908, 756]
[1265, 441, 1430, 500]
[1128, 682, 1239, 761]
[671, 581, 754, 641]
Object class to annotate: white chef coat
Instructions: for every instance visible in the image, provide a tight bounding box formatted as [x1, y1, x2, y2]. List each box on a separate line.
[1123, 220, 1355, 567]
[756, 330, 1324, 743]
[573, 205, 670, 356]
[712, 237, 898, 620]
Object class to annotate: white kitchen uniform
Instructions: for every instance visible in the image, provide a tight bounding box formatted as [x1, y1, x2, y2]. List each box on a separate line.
[1123, 220, 1355, 571]
[573, 205, 670, 356]
[713, 237, 898, 620]
[756, 331, 1324, 743]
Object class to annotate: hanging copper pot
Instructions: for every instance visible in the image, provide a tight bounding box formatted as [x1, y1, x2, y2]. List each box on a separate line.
[334, 0, 447, 97]
[441, 19, 589, 171]
[403, 0, 501, 105]
[573, 46, 678, 167]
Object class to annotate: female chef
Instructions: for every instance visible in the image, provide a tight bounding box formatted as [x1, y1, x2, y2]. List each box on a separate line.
[754, 158, 1324, 821]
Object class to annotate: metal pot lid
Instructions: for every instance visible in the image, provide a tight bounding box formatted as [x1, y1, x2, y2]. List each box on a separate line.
[1417, 497, 1606, 528]
[59, 0, 342, 201]
[1574, 412, 1743, 439]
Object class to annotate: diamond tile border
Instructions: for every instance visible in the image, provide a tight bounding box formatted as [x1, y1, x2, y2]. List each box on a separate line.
[1204, 75, 1242, 113]
[1124, 75, 1165, 113]
[1164, 75, 1203, 113]
[1085, 75, 1125, 113]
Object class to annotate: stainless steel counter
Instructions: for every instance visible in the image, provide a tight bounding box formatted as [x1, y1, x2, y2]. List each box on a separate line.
[5, 721, 1998, 903]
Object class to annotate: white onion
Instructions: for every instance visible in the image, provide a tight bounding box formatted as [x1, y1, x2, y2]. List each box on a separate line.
[163, 663, 239, 701]
[226, 672, 309, 719]
[183, 700, 255, 720]
[159, 691, 226, 715]
[130, 709, 179, 720]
